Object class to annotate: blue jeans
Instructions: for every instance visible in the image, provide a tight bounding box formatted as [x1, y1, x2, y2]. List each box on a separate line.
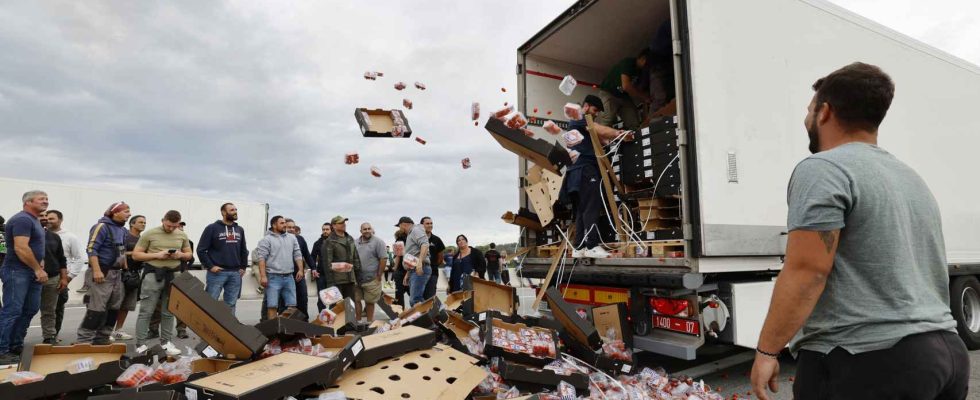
[0, 267, 42, 353]
[408, 265, 431, 306]
[265, 273, 296, 309]
[205, 270, 242, 313]
[488, 269, 502, 284]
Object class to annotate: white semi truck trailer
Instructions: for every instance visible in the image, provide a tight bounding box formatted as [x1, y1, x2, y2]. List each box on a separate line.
[515, 0, 980, 360]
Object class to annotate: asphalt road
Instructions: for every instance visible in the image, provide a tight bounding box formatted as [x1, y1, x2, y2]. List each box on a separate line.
[18, 297, 980, 399]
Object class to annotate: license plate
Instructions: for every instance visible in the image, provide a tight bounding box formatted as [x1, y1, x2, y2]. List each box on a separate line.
[652, 315, 700, 335]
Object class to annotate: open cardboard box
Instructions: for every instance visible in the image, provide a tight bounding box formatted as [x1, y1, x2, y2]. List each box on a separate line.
[376, 293, 403, 319]
[545, 287, 601, 350]
[444, 290, 472, 313]
[353, 325, 438, 368]
[561, 333, 635, 376]
[492, 357, 590, 391]
[397, 296, 443, 329]
[90, 390, 181, 400]
[310, 334, 364, 378]
[308, 344, 488, 400]
[312, 298, 358, 335]
[437, 311, 483, 359]
[355, 108, 413, 138]
[169, 274, 268, 360]
[255, 308, 332, 339]
[185, 352, 338, 400]
[485, 116, 571, 175]
[0, 343, 150, 400]
[592, 302, 634, 348]
[135, 358, 242, 394]
[466, 276, 518, 322]
[483, 316, 559, 367]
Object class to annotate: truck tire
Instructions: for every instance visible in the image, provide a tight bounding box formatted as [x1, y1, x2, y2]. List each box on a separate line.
[950, 276, 980, 350]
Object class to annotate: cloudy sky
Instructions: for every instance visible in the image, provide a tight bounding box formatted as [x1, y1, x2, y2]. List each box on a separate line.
[1, 0, 978, 245]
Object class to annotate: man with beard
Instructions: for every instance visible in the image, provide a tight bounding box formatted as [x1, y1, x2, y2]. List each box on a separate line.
[354, 222, 386, 321]
[199, 203, 248, 314]
[37, 211, 66, 344]
[322, 216, 361, 305]
[256, 215, 304, 321]
[750, 63, 967, 399]
[108, 214, 144, 341]
[132, 210, 192, 356]
[44, 210, 86, 340]
[0, 191, 48, 364]
[311, 222, 332, 312]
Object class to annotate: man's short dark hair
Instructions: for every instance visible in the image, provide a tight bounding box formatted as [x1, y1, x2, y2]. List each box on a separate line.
[220, 203, 234, 213]
[323, 222, 331, 227]
[489, 243, 496, 249]
[270, 215, 284, 225]
[163, 210, 182, 223]
[129, 215, 145, 225]
[421, 216, 432, 224]
[285, 218, 295, 223]
[812, 62, 894, 132]
[47, 210, 64, 221]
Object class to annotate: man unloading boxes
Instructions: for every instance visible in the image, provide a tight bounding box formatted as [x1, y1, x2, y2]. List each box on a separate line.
[564, 95, 633, 258]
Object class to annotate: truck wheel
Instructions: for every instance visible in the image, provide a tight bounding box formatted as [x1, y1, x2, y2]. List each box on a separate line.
[634, 318, 651, 336]
[950, 276, 980, 350]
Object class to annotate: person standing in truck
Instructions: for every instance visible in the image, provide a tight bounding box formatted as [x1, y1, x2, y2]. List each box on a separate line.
[596, 49, 652, 130]
[564, 95, 634, 259]
[199, 203, 248, 314]
[751, 63, 968, 400]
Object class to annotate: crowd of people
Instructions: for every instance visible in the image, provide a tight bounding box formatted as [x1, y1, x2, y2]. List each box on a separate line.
[0, 193, 512, 365]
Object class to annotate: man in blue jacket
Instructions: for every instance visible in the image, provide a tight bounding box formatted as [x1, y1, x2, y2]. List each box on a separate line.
[77, 201, 130, 345]
[198, 203, 248, 314]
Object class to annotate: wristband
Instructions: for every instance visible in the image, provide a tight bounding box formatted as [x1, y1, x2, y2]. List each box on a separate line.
[756, 347, 780, 358]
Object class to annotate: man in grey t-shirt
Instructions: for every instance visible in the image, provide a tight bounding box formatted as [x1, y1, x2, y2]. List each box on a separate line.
[355, 222, 386, 320]
[396, 216, 429, 306]
[751, 63, 967, 400]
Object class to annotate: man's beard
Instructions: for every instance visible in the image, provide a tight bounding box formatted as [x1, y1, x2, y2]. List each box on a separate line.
[807, 118, 820, 154]
[228, 213, 238, 221]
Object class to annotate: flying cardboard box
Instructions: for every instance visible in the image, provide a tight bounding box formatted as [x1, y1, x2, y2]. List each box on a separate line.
[168, 274, 268, 360]
[355, 108, 413, 138]
[485, 116, 571, 175]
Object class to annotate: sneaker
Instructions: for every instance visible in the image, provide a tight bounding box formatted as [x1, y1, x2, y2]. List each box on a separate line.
[93, 338, 111, 346]
[571, 248, 586, 258]
[583, 247, 611, 259]
[42, 338, 57, 345]
[161, 342, 182, 357]
[176, 330, 190, 340]
[112, 331, 134, 341]
[0, 353, 20, 365]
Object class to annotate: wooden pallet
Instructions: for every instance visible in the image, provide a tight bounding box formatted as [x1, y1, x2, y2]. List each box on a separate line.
[536, 245, 568, 258]
[625, 240, 685, 257]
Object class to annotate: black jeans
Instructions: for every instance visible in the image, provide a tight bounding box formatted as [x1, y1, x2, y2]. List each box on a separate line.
[794, 330, 968, 400]
[423, 267, 438, 300]
[572, 164, 601, 249]
[392, 268, 407, 307]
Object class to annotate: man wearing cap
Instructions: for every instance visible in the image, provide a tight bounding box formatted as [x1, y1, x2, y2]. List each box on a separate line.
[565, 95, 634, 259]
[321, 216, 362, 308]
[76, 201, 130, 346]
[396, 217, 430, 306]
[132, 210, 192, 355]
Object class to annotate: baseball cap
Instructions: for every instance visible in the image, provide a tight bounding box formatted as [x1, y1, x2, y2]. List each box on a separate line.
[394, 216, 414, 227]
[583, 94, 604, 112]
[331, 215, 349, 224]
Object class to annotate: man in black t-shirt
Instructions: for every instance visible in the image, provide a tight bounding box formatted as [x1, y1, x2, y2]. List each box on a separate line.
[484, 243, 502, 283]
[421, 217, 445, 299]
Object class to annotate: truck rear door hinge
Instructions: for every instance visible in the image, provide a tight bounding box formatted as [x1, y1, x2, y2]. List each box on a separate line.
[517, 64, 523, 75]
[683, 224, 694, 240]
[672, 39, 683, 56]
[676, 128, 688, 146]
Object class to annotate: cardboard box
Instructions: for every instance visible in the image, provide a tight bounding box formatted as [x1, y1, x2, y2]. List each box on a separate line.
[355, 108, 413, 138]
[397, 296, 442, 329]
[0, 344, 149, 400]
[561, 334, 635, 376]
[492, 358, 590, 391]
[310, 335, 364, 377]
[255, 309, 332, 339]
[444, 290, 472, 312]
[136, 358, 242, 394]
[312, 298, 358, 335]
[185, 352, 337, 400]
[592, 302, 633, 348]
[483, 316, 559, 367]
[437, 311, 483, 359]
[353, 325, 438, 368]
[168, 274, 268, 360]
[310, 344, 488, 400]
[90, 391, 181, 400]
[466, 277, 517, 321]
[485, 117, 571, 175]
[545, 288, 601, 350]
[376, 294, 403, 319]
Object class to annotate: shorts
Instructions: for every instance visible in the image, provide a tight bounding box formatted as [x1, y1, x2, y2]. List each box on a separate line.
[355, 279, 382, 303]
[265, 273, 297, 309]
[120, 277, 141, 311]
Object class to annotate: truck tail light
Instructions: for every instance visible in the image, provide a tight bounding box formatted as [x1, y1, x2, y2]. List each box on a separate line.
[649, 297, 690, 317]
